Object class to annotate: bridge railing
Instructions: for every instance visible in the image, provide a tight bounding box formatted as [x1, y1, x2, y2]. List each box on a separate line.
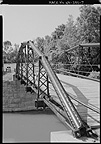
[50, 43, 100, 82]
[15, 41, 100, 140]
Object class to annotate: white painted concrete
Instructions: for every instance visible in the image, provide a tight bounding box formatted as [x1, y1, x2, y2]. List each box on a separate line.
[50, 131, 100, 143]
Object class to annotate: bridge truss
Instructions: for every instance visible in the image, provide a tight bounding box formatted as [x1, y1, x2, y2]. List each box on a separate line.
[15, 41, 100, 141]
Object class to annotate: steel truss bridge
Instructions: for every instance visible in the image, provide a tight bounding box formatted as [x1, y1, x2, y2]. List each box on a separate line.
[15, 41, 100, 141]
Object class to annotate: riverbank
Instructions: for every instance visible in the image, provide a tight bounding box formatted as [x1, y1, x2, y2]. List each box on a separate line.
[3, 63, 68, 142]
[3, 64, 68, 142]
[3, 63, 38, 112]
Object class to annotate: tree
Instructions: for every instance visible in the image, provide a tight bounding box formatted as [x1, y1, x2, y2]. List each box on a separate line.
[3, 40, 13, 63]
[10, 44, 19, 63]
[3, 40, 13, 53]
[57, 38, 70, 52]
[3, 41, 19, 63]
[51, 24, 66, 40]
[44, 35, 52, 56]
[3, 51, 8, 63]
[76, 5, 101, 43]
[14, 43, 19, 53]
[76, 5, 100, 72]
[63, 15, 78, 47]
[36, 37, 45, 53]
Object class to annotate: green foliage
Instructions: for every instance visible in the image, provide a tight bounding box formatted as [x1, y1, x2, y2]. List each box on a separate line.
[3, 5, 100, 77]
[75, 5, 100, 73]
[57, 38, 70, 51]
[44, 35, 52, 57]
[63, 15, 78, 47]
[36, 37, 45, 53]
[3, 40, 13, 53]
[34, 5, 100, 76]
[3, 41, 19, 63]
[76, 5, 101, 43]
[88, 71, 100, 79]
[51, 24, 66, 40]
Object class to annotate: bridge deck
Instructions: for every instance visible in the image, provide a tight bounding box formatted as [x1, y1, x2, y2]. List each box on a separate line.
[58, 74, 100, 108]
[20, 65, 100, 127]
[4, 62, 100, 140]
[57, 74, 100, 126]
[50, 74, 100, 142]
[5, 63, 99, 127]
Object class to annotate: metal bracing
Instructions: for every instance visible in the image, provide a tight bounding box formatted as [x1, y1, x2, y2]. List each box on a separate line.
[16, 42, 35, 89]
[26, 44, 29, 87]
[28, 41, 99, 140]
[37, 57, 50, 101]
[32, 50, 35, 85]
[16, 45, 23, 79]
[15, 41, 99, 141]
[21, 49, 23, 81]
[29, 41, 82, 129]
[58, 43, 100, 79]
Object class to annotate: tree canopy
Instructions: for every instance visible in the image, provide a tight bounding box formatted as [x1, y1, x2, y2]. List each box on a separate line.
[3, 5, 100, 76]
[3, 41, 19, 63]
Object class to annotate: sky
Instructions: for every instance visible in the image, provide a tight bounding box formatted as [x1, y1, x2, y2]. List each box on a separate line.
[0, 5, 100, 46]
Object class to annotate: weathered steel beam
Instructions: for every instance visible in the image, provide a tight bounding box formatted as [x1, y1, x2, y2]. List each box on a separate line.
[80, 43, 100, 47]
[65, 43, 100, 53]
[28, 40, 81, 130]
[28, 40, 99, 139]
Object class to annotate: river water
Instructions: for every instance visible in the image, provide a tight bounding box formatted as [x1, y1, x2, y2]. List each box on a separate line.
[3, 112, 69, 142]
[3, 63, 69, 142]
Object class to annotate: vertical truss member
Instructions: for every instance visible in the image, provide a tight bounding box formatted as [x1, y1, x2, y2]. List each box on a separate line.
[28, 41, 99, 140]
[16, 41, 99, 140]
